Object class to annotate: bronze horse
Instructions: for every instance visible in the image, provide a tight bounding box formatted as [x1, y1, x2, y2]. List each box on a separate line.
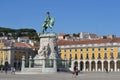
[42, 12, 55, 33]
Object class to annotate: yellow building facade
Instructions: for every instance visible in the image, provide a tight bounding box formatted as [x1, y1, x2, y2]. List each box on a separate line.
[0, 43, 11, 65]
[0, 40, 35, 71]
[58, 39, 120, 72]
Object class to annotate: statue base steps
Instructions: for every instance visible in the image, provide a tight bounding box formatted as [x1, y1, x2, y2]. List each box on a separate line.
[19, 68, 42, 74]
[18, 67, 57, 74]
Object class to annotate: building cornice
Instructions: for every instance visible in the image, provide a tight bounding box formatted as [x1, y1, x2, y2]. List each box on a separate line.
[58, 42, 120, 49]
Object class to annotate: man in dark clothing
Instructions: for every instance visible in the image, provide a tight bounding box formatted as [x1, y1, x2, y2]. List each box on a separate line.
[73, 65, 77, 77]
[4, 61, 9, 74]
[75, 67, 78, 76]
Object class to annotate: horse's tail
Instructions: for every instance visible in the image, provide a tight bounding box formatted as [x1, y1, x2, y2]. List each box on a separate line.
[50, 18, 55, 28]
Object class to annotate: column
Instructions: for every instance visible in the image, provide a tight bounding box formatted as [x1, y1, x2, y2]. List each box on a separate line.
[108, 60, 110, 72]
[43, 59, 45, 68]
[78, 61, 80, 71]
[114, 60, 117, 72]
[83, 61, 86, 71]
[95, 61, 98, 72]
[29, 56, 32, 68]
[42, 58, 45, 72]
[64, 58, 66, 68]
[2, 53, 4, 65]
[101, 60, 104, 72]
[21, 56, 25, 71]
[71, 59, 74, 71]
[89, 61, 91, 71]
[54, 59, 57, 72]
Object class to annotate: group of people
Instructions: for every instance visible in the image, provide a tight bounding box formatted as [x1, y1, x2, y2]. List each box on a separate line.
[1, 66, 15, 74]
[0, 61, 16, 74]
[72, 65, 79, 78]
[72, 65, 109, 78]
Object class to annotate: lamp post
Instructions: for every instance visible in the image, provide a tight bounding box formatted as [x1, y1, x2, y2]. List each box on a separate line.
[69, 57, 72, 68]
[64, 55, 69, 71]
[64, 57, 66, 68]
[66, 57, 70, 71]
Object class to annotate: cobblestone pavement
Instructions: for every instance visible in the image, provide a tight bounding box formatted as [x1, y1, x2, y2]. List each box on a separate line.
[0, 71, 120, 80]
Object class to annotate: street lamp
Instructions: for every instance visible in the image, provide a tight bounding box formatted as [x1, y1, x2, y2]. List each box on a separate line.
[64, 56, 66, 68]
[69, 57, 72, 68]
[64, 55, 69, 70]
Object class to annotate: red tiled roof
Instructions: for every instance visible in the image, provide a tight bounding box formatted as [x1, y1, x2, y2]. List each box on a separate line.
[57, 38, 120, 46]
[13, 42, 33, 48]
[89, 33, 98, 38]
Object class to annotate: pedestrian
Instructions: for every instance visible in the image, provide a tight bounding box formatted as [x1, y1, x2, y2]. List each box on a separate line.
[105, 68, 109, 73]
[5, 67, 8, 74]
[11, 67, 15, 74]
[75, 67, 78, 77]
[73, 65, 77, 78]
[4, 61, 9, 74]
[0, 65, 3, 73]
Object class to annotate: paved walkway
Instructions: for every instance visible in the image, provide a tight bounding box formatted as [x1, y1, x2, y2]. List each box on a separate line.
[0, 72, 120, 80]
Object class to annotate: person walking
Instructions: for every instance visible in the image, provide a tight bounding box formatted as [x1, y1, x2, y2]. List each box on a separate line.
[73, 65, 77, 78]
[5, 67, 7, 74]
[4, 61, 9, 74]
[75, 67, 79, 77]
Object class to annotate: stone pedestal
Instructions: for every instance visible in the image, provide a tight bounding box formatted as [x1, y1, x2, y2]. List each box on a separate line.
[20, 33, 58, 74]
[34, 33, 58, 73]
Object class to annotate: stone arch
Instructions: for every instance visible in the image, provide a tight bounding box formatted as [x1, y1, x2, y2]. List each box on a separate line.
[74, 61, 78, 66]
[80, 61, 83, 71]
[91, 61, 95, 71]
[85, 61, 89, 71]
[97, 61, 101, 71]
[117, 60, 120, 71]
[110, 60, 114, 71]
[104, 61, 108, 71]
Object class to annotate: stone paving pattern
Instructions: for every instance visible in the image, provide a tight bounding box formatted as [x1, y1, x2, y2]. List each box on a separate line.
[0, 72, 120, 80]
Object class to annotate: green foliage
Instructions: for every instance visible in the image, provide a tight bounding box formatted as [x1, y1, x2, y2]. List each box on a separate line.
[0, 27, 39, 41]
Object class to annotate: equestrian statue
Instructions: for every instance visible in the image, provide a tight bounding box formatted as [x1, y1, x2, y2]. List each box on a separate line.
[42, 12, 55, 33]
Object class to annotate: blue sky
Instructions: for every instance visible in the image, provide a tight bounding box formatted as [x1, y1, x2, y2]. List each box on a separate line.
[0, 0, 120, 36]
